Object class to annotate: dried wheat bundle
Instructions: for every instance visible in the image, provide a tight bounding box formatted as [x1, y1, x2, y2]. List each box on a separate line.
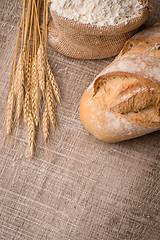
[6, 0, 61, 158]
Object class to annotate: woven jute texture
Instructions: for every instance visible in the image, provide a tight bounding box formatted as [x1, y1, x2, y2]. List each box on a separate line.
[0, 1, 160, 240]
[48, 1, 152, 59]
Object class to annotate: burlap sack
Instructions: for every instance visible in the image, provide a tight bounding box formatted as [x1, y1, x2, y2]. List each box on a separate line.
[48, 1, 152, 59]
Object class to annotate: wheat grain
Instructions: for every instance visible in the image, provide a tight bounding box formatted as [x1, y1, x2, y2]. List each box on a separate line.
[47, 62, 61, 104]
[31, 55, 39, 126]
[42, 102, 49, 141]
[6, 88, 15, 135]
[27, 110, 35, 158]
[37, 42, 45, 93]
[46, 76, 56, 130]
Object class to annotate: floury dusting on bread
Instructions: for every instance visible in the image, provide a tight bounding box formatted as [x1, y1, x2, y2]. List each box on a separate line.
[50, 0, 146, 26]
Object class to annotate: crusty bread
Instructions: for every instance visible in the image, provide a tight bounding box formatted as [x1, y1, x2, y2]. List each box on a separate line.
[80, 22, 160, 143]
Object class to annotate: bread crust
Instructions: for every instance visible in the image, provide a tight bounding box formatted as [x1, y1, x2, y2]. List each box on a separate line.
[80, 88, 156, 143]
[80, 22, 160, 142]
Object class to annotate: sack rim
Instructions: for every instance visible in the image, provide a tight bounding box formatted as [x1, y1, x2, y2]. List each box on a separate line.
[50, 1, 152, 35]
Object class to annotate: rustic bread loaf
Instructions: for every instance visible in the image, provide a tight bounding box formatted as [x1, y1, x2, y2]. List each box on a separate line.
[80, 22, 160, 142]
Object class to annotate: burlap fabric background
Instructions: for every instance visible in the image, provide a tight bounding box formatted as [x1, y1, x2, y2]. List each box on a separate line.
[0, 0, 160, 239]
[48, 1, 151, 59]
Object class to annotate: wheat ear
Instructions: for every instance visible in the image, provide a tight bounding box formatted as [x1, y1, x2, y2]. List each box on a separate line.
[47, 62, 61, 104]
[6, 88, 15, 135]
[24, 0, 33, 125]
[24, 50, 32, 124]
[27, 110, 35, 158]
[14, 0, 26, 119]
[14, 53, 25, 120]
[31, 55, 40, 126]
[37, 42, 45, 93]
[16, 83, 24, 120]
[14, 53, 23, 94]
[42, 102, 49, 141]
[45, 76, 56, 130]
[44, 0, 61, 104]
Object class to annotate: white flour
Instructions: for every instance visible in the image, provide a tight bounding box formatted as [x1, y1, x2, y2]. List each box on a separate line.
[50, 0, 145, 27]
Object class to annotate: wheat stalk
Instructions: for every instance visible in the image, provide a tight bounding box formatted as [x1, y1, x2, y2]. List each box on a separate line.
[6, 88, 15, 135]
[42, 102, 49, 141]
[7, 14, 24, 97]
[23, 0, 34, 126]
[6, 0, 61, 158]
[45, 75, 56, 130]
[37, 42, 45, 93]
